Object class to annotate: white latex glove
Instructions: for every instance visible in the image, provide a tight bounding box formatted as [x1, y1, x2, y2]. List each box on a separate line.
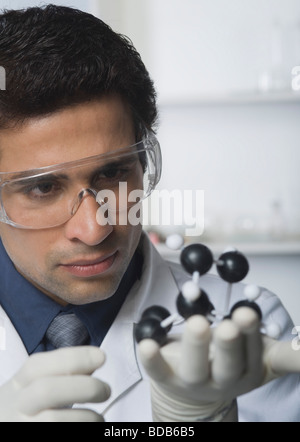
[138, 307, 300, 422]
[0, 346, 110, 422]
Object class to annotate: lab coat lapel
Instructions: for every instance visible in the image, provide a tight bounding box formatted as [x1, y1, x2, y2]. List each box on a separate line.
[0, 306, 28, 386]
[125, 232, 181, 324]
[93, 234, 180, 413]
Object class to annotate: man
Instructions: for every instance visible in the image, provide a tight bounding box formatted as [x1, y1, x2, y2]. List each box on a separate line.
[0, 5, 299, 422]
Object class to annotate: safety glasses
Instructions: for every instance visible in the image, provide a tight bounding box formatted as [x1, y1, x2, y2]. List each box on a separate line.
[0, 130, 161, 229]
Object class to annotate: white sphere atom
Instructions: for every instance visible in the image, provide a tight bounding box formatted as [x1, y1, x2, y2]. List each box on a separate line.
[182, 281, 201, 302]
[265, 323, 281, 340]
[244, 284, 262, 302]
[166, 234, 184, 250]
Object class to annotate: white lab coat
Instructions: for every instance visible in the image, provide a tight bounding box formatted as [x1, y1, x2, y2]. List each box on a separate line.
[0, 233, 299, 422]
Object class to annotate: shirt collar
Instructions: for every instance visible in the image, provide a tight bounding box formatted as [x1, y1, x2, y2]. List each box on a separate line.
[0, 239, 142, 354]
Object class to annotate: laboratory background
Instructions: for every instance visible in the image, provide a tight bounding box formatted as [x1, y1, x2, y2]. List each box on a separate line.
[0, 0, 300, 325]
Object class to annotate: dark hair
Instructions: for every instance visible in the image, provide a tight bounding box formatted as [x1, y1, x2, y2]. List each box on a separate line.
[0, 4, 158, 136]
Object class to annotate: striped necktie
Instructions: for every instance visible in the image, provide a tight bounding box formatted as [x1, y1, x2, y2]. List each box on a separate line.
[46, 312, 90, 348]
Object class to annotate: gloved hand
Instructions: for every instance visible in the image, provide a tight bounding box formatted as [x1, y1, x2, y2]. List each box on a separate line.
[138, 307, 300, 422]
[0, 346, 110, 422]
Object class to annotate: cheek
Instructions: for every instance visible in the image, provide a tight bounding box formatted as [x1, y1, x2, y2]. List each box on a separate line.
[112, 223, 143, 265]
[118, 221, 142, 245]
[0, 226, 53, 273]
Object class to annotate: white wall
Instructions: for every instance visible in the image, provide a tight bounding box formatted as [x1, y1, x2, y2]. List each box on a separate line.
[157, 101, 300, 242]
[144, 0, 300, 101]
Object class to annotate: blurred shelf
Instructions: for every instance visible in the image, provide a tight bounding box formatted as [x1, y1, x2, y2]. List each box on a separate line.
[158, 91, 300, 108]
[155, 241, 300, 261]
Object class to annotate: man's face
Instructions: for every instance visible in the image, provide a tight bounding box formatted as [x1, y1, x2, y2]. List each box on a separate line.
[0, 96, 143, 305]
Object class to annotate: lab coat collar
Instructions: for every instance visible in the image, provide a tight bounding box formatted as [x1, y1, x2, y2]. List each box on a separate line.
[124, 232, 180, 322]
[0, 305, 28, 386]
[93, 232, 180, 414]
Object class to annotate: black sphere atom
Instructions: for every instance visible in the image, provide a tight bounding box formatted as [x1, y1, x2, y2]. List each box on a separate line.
[230, 300, 262, 321]
[141, 306, 172, 332]
[216, 251, 249, 283]
[180, 244, 214, 276]
[176, 289, 214, 319]
[135, 318, 168, 346]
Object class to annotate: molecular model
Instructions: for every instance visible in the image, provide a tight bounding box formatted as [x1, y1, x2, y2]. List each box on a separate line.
[135, 234, 281, 346]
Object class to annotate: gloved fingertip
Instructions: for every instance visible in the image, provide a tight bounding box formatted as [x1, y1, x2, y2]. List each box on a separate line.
[138, 339, 160, 359]
[88, 346, 106, 368]
[232, 307, 260, 334]
[103, 382, 111, 400]
[215, 319, 240, 341]
[186, 315, 211, 341]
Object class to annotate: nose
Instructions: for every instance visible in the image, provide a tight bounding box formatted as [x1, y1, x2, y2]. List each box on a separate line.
[64, 190, 113, 246]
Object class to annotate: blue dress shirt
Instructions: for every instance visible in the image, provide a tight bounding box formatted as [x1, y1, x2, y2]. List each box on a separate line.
[0, 240, 142, 354]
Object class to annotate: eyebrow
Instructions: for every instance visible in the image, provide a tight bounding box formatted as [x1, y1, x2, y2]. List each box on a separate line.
[4, 148, 141, 184]
[96, 156, 138, 170]
[9, 172, 69, 186]
[9, 156, 138, 183]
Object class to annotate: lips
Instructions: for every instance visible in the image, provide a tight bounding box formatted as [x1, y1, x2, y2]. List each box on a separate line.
[60, 252, 117, 277]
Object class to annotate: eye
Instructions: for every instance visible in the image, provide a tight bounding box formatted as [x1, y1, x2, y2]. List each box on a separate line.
[33, 183, 55, 195]
[23, 181, 63, 200]
[92, 164, 133, 188]
[102, 168, 122, 179]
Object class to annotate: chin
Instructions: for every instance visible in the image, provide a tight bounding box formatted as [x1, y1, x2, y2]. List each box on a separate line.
[55, 276, 122, 305]
[67, 291, 116, 305]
